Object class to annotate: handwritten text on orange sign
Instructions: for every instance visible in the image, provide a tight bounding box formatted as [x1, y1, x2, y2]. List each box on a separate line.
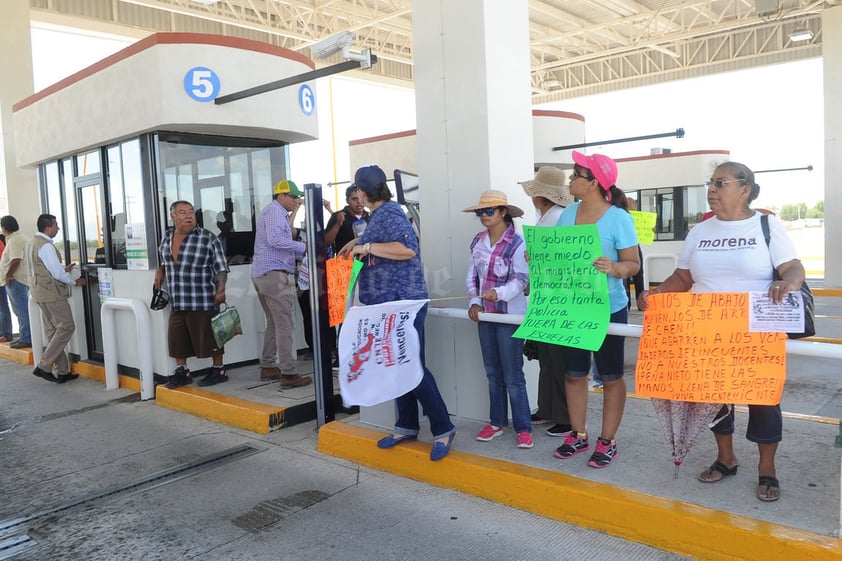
[635, 292, 787, 405]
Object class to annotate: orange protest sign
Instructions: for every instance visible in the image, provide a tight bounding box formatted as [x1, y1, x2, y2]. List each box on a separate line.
[326, 256, 356, 327]
[636, 292, 787, 405]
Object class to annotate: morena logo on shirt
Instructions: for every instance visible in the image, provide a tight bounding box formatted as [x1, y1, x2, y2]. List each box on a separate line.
[696, 236, 760, 249]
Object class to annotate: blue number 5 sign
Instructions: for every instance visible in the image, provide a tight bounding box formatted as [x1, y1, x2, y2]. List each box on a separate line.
[184, 67, 221, 102]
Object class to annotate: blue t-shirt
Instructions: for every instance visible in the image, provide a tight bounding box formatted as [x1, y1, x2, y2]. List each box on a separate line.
[556, 202, 638, 313]
[358, 201, 428, 305]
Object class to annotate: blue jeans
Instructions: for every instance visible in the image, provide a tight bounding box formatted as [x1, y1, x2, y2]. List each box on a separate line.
[6, 280, 30, 343]
[393, 305, 455, 440]
[0, 286, 11, 340]
[477, 321, 531, 434]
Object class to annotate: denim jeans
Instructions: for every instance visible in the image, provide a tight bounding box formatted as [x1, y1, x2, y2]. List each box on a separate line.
[5, 280, 30, 343]
[477, 321, 531, 434]
[393, 305, 455, 440]
[0, 286, 11, 339]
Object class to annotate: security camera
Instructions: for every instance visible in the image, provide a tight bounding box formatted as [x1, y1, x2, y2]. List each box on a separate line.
[309, 31, 356, 59]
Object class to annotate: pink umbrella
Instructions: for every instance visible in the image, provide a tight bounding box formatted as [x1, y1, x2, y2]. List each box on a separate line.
[651, 398, 725, 477]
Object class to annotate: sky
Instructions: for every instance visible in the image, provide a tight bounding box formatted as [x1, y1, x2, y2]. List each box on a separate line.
[28, 25, 825, 210]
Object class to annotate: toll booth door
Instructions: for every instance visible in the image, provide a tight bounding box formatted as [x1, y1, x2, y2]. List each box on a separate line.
[76, 179, 105, 362]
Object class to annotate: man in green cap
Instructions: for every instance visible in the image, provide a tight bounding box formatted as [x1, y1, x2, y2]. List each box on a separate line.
[251, 180, 312, 388]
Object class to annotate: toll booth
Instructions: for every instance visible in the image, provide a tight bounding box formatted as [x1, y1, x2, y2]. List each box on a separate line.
[12, 33, 319, 382]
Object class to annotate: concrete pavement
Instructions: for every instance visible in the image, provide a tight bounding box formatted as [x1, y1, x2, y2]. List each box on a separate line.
[3, 295, 842, 559]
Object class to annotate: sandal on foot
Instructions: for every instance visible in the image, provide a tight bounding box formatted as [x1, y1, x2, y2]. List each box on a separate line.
[377, 434, 417, 449]
[698, 460, 739, 483]
[757, 475, 780, 502]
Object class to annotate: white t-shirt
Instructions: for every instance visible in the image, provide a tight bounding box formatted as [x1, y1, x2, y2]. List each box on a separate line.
[678, 213, 799, 293]
[535, 204, 564, 227]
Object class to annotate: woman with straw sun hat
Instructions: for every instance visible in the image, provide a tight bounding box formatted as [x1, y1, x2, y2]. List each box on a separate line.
[463, 190, 534, 449]
[518, 167, 575, 438]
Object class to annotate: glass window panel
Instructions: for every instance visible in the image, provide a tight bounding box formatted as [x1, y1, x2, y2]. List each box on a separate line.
[197, 152, 225, 179]
[43, 161, 61, 215]
[75, 150, 100, 176]
[685, 185, 708, 231]
[657, 190, 675, 241]
[229, 153, 250, 232]
[252, 148, 273, 215]
[62, 160, 80, 264]
[79, 184, 103, 265]
[200, 185, 224, 234]
[156, 136, 288, 265]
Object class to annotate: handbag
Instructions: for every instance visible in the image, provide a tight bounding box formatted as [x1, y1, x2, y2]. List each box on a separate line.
[760, 215, 815, 339]
[523, 339, 539, 361]
[210, 303, 243, 348]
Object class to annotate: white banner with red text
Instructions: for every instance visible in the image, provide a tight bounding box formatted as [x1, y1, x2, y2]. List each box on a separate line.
[337, 299, 428, 407]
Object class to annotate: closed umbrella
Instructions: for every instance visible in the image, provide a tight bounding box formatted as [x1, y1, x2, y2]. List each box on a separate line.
[651, 398, 725, 477]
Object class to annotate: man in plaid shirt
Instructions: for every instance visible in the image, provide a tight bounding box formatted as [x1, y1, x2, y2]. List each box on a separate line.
[155, 200, 229, 388]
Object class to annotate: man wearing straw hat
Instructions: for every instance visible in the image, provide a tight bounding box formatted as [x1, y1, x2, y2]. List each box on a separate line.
[518, 166, 575, 438]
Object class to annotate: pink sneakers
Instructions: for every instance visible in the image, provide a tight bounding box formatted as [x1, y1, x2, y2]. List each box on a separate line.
[516, 432, 534, 449]
[475, 424, 504, 441]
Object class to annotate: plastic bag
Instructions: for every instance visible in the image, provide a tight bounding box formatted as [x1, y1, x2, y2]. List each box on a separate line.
[211, 303, 242, 348]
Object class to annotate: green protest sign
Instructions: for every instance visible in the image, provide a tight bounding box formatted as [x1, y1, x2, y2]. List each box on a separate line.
[630, 210, 657, 245]
[513, 225, 610, 351]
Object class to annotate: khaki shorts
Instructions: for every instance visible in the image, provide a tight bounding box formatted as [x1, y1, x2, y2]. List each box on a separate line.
[168, 310, 221, 359]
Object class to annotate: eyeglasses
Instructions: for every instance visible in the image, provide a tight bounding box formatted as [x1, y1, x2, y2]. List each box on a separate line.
[286, 194, 302, 200]
[705, 179, 743, 189]
[569, 171, 593, 182]
[475, 208, 498, 217]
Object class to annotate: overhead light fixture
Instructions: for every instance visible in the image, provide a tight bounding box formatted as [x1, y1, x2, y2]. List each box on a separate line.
[789, 29, 814, 42]
[543, 79, 561, 89]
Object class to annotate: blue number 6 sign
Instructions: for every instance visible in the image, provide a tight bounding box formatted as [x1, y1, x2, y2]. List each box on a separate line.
[184, 67, 221, 102]
[299, 84, 315, 115]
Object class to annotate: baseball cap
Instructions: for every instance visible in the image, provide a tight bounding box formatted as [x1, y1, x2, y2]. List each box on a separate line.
[273, 179, 304, 197]
[352, 164, 387, 195]
[572, 150, 618, 190]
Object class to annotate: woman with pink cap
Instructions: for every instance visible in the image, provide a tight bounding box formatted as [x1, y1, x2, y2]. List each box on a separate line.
[553, 151, 640, 469]
[463, 190, 533, 449]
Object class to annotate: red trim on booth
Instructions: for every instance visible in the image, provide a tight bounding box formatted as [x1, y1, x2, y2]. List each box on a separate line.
[349, 129, 417, 146]
[532, 110, 585, 122]
[13, 32, 315, 112]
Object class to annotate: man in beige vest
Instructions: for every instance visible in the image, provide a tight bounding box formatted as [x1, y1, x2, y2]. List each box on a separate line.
[25, 214, 86, 383]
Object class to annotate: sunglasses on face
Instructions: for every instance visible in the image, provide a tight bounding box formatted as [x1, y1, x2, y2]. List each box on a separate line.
[475, 208, 499, 217]
[569, 171, 593, 181]
[705, 179, 743, 189]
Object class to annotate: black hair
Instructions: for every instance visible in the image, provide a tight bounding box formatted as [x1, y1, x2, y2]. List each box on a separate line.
[0, 216, 19, 233]
[345, 185, 361, 200]
[716, 161, 760, 203]
[37, 214, 56, 233]
[362, 183, 392, 203]
[499, 206, 514, 224]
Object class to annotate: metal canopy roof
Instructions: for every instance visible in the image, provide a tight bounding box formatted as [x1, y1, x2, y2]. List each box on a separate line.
[30, 0, 828, 100]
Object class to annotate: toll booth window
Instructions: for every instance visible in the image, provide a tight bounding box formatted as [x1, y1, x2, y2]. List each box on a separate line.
[638, 186, 695, 241]
[684, 185, 708, 231]
[75, 150, 100, 175]
[156, 135, 289, 265]
[104, 140, 146, 268]
[61, 160, 81, 266]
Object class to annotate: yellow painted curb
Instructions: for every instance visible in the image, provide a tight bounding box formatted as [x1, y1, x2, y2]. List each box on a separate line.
[156, 385, 286, 434]
[71, 361, 141, 392]
[0, 343, 33, 365]
[318, 421, 842, 561]
[813, 289, 842, 297]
